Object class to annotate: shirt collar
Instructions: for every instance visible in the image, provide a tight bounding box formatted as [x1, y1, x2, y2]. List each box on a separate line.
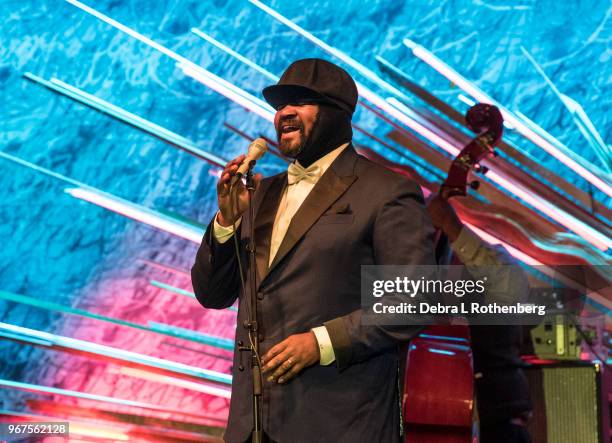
[293, 142, 350, 177]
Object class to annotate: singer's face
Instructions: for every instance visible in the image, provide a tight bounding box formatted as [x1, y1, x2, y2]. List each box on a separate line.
[274, 103, 319, 158]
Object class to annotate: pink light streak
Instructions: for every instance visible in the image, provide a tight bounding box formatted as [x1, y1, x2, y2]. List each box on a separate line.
[118, 367, 232, 399]
[0, 378, 221, 419]
[485, 171, 610, 251]
[465, 223, 611, 311]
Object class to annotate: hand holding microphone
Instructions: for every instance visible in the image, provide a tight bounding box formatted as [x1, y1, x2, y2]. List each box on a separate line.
[230, 138, 268, 185]
[217, 138, 268, 227]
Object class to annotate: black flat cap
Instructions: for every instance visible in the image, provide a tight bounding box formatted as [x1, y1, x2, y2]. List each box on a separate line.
[262, 58, 358, 115]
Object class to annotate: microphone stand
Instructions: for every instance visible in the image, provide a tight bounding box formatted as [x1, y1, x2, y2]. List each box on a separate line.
[245, 160, 263, 443]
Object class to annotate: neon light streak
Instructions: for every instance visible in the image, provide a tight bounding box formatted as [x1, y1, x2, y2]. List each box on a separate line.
[68, 423, 130, 441]
[191, 28, 279, 82]
[418, 334, 469, 343]
[179, 62, 275, 122]
[0, 150, 94, 189]
[516, 109, 612, 181]
[403, 38, 612, 196]
[457, 93, 476, 107]
[485, 171, 611, 251]
[382, 95, 460, 155]
[118, 367, 232, 399]
[160, 341, 233, 361]
[64, 0, 273, 116]
[23, 73, 226, 166]
[150, 279, 197, 298]
[428, 348, 456, 356]
[375, 55, 515, 131]
[520, 46, 610, 173]
[150, 279, 238, 312]
[66, 187, 204, 243]
[248, 0, 410, 101]
[353, 127, 445, 180]
[139, 258, 191, 277]
[27, 400, 228, 434]
[0, 151, 206, 244]
[0, 322, 232, 386]
[149, 322, 234, 350]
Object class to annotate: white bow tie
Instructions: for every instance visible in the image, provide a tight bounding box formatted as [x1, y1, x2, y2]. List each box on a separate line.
[287, 162, 322, 185]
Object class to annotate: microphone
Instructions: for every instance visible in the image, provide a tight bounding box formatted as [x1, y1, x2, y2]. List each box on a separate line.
[231, 138, 268, 185]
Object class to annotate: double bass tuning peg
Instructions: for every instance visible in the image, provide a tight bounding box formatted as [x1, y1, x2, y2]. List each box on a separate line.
[475, 165, 489, 175]
[469, 180, 480, 190]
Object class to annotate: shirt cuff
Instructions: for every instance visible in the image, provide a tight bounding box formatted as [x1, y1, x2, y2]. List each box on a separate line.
[311, 326, 336, 366]
[450, 226, 482, 263]
[213, 212, 242, 244]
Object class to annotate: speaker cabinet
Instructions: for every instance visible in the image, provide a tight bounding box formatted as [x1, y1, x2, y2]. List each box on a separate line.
[524, 362, 610, 443]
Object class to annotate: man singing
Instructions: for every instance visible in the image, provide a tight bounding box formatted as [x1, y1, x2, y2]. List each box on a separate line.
[191, 58, 436, 443]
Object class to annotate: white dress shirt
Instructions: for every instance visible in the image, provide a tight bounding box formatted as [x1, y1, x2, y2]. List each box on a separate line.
[213, 143, 349, 365]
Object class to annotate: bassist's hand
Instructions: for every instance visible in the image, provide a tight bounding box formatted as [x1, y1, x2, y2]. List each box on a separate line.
[427, 194, 463, 242]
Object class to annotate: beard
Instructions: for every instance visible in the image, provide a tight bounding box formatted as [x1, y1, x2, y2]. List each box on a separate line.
[275, 104, 352, 167]
[277, 130, 305, 158]
[276, 113, 320, 158]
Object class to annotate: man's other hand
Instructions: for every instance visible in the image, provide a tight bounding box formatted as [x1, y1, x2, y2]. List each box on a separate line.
[261, 332, 320, 384]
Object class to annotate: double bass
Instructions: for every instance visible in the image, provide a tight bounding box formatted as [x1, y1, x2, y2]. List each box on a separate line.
[403, 104, 504, 443]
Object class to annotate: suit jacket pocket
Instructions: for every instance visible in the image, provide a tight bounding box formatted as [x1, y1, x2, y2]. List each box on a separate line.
[317, 213, 354, 225]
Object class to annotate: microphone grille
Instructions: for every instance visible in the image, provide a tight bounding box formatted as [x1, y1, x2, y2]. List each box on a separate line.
[251, 138, 268, 157]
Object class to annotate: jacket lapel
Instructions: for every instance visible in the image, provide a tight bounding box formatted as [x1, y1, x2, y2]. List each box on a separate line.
[253, 173, 286, 284]
[266, 146, 358, 275]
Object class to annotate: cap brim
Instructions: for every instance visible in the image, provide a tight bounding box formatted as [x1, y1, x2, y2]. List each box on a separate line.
[262, 84, 338, 110]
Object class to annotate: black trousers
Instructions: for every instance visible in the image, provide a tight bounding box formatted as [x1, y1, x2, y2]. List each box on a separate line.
[245, 432, 277, 443]
[480, 422, 532, 443]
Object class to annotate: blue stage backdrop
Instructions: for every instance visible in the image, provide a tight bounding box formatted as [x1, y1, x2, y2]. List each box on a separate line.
[0, 0, 609, 434]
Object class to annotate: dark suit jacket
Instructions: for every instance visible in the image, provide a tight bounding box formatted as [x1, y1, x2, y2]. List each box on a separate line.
[191, 146, 436, 443]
